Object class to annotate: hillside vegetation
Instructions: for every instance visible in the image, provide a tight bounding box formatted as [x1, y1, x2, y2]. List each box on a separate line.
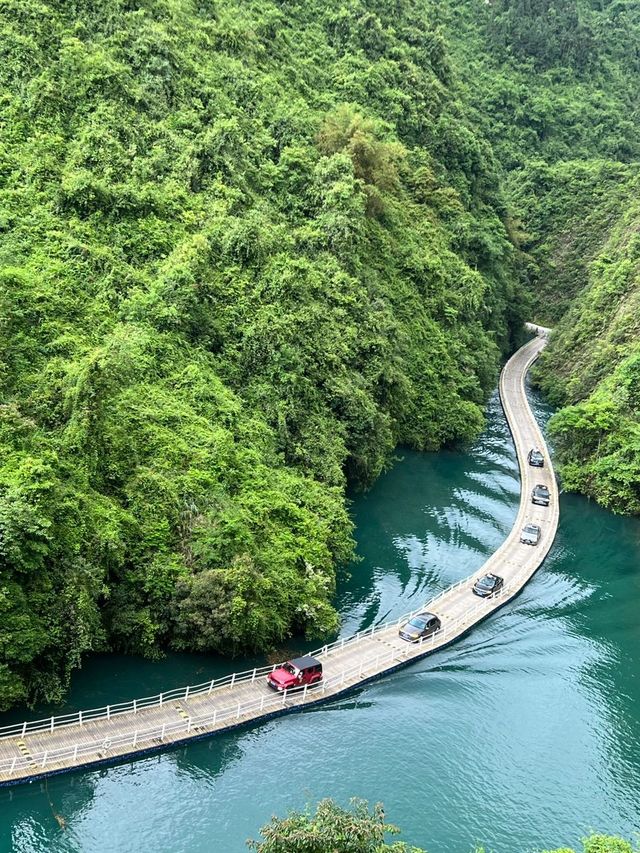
[436, 0, 640, 514]
[0, 0, 522, 708]
[2, 0, 639, 711]
[538, 197, 640, 513]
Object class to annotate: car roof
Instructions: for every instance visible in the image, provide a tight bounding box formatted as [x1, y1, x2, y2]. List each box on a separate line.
[289, 655, 322, 669]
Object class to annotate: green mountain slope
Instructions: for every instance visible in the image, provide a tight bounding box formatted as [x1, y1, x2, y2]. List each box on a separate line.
[536, 196, 640, 514]
[0, 0, 521, 707]
[435, 0, 640, 514]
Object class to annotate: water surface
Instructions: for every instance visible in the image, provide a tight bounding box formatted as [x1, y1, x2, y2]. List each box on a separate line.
[1, 387, 639, 852]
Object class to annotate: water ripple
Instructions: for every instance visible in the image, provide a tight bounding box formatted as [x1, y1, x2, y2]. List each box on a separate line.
[2, 386, 640, 853]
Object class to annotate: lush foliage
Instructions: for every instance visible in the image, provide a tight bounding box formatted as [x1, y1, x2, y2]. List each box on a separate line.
[3, 0, 639, 711]
[437, 0, 640, 320]
[247, 798, 425, 853]
[246, 798, 637, 853]
[0, 0, 523, 708]
[435, 0, 640, 513]
[537, 197, 640, 513]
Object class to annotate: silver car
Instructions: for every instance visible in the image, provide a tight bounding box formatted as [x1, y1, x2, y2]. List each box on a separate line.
[520, 523, 541, 545]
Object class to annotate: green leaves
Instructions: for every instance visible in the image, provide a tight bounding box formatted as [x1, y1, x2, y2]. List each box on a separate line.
[0, 0, 519, 707]
[539, 193, 640, 516]
[248, 800, 637, 853]
[317, 105, 405, 217]
[247, 798, 424, 853]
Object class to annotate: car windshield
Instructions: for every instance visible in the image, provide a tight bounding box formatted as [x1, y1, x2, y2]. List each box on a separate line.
[282, 663, 297, 675]
[524, 525, 538, 534]
[477, 576, 494, 589]
[409, 617, 428, 629]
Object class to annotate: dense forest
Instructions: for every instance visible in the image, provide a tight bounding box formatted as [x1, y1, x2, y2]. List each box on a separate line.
[0, 0, 638, 710]
[539, 198, 640, 514]
[0, 0, 523, 708]
[438, 0, 640, 514]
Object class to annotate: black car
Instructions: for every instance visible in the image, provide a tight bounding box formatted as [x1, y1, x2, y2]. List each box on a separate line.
[472, 573, 504, 598]
[531, 483, 550, 506]
[398, 612, 441, 643]
[528, 448, 544, 467]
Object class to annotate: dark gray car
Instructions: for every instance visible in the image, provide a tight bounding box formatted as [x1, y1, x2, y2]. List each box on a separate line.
[531, 484, 550, 506]
[528, 448, 544, 467]
[472, 573, 504, 598]
[399, 612, 441, 643]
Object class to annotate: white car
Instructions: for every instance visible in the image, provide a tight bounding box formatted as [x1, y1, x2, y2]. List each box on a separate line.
[520, 523, 541, 545]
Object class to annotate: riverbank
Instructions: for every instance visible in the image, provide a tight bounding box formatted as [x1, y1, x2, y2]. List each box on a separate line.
[1, 384, 639, 850]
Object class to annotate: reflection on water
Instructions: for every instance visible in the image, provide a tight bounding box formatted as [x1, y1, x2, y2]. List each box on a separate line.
[339, 392, 519, 636]
[1, 387, 639, 853]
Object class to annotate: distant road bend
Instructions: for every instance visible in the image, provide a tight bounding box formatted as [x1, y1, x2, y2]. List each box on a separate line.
[0, 327, 558, 786]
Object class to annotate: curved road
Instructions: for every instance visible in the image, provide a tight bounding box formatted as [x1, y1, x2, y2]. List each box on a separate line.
[0, 329, 558, 785]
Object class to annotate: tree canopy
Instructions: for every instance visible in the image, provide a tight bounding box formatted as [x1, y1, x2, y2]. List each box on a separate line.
[246, 798, 638, 853]
[0, 0, 523, 709]
[2, 0, 640, 710]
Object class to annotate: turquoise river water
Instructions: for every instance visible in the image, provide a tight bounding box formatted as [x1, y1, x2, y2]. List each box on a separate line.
[1, 385, 639, 852]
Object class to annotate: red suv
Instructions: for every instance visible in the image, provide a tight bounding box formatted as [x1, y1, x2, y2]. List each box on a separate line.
[267, 656, 323, 692]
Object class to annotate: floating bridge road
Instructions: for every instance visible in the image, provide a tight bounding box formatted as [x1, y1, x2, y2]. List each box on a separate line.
[0, 328, 559, 786]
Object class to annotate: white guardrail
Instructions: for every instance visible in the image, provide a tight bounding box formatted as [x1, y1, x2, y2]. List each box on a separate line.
[0, 566, 533, 777]
[0, 568, 480, 743]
